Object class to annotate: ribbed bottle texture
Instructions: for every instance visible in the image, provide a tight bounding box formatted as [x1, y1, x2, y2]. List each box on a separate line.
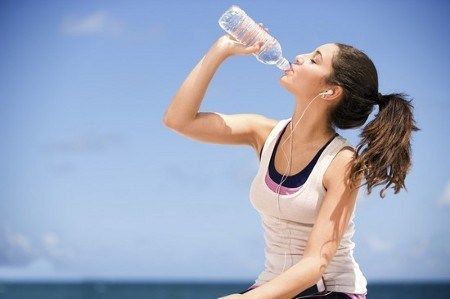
[218, 5, 290, 71]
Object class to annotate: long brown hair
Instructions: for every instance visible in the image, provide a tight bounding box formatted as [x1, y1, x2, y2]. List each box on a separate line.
[325, 43, 419, 198]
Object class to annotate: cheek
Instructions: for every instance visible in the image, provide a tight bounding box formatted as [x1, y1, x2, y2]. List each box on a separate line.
[294, 69, 325, 88]
[279, 70, 325, 93]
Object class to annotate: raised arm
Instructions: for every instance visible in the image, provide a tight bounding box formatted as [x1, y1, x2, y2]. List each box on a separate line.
[163, 34, 274, 152]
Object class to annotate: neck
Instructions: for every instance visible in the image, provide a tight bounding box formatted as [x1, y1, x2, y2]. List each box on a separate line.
[288, 97, 335, 144]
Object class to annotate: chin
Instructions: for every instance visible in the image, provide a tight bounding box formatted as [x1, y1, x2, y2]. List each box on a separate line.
[279, 77, 295, 93]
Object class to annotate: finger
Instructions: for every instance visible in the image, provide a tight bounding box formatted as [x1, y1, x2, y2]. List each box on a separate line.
[239, 43, 259, 55]
[249, 42, 263, 53]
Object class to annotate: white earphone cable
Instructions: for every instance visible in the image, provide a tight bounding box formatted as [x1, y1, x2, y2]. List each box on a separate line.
[275, 91, 328, 273]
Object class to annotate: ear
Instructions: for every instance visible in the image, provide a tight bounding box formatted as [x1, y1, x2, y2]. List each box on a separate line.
[323, 85, 344, 102]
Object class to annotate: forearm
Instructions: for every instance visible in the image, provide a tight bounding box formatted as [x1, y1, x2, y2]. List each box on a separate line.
[163, 43, 228, 128]
[243, 257, 323, 299]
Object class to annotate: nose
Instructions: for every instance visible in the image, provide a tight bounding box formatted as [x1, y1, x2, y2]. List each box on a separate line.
[293, 56, 304, 65]
[293, 52, 313, 65]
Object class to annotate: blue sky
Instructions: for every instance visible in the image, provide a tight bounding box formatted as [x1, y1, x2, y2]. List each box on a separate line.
[1, 0, 449, 283]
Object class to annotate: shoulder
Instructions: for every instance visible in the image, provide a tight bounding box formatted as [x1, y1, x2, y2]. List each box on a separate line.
[253, 116, 279, 151]
[323, 139, 357, 191]
[258, 115, 279, 131]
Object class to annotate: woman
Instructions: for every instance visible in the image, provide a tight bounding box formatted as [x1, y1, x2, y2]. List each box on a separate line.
[163, 25, 418, 299]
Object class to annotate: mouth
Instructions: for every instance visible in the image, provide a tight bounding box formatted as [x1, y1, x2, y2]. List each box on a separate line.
[283, 62, 294, 75]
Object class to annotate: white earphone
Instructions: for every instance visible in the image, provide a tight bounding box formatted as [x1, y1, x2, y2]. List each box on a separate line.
[275, 89, 334, 273]
[319, 89, 334, 98]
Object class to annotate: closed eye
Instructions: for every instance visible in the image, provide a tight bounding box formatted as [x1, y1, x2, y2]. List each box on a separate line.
[310, 58, 316, 64]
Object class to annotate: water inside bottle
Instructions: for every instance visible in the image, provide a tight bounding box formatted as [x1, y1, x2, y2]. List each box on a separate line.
[218, 5, 292, 71]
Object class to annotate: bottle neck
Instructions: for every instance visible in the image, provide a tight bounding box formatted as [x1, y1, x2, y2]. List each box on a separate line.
[276, 57, 290, 70]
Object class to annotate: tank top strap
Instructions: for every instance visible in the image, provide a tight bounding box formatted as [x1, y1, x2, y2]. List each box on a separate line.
[259, 118, 291, 167]
[309, 135, 355, 188]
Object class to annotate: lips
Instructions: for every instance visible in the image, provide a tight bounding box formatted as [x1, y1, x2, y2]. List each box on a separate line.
[283, 62, 294, 75]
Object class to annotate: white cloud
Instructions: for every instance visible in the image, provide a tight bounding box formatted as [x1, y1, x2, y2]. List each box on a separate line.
[0, 227, 76, 271]
[59, 11, 124, 36]
[6, 231, 33, 255]
[365, 235, 394, 253]
[0, 258, 82, 281]
[42, 232, 59, 248]
[437, 180, 450, 206]
[40, 232, 76, 264]
[0, 227, 37, 266]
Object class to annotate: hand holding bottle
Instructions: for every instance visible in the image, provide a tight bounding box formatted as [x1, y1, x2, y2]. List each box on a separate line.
[217, 5, 290, 70]
[213, 23, 270, 58]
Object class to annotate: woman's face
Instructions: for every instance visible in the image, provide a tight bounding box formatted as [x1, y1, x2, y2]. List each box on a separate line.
[280, 43, 339, 99]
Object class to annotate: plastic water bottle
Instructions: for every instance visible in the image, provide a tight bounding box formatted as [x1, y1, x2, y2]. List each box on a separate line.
[218, 5, 291, 71]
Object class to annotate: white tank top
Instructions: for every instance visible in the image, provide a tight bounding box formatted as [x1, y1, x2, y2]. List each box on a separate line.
[249, 117, 368, 294]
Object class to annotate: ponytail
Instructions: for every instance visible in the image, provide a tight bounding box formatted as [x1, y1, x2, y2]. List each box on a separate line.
[350, 92, 419, 197]
[326, 43, 419, 198]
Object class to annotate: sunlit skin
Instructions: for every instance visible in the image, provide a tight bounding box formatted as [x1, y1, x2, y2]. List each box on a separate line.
[277, 43, 345, 160]
[222, 44, 357, 299]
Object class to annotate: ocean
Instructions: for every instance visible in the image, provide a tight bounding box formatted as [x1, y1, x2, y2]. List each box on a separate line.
[0, 281, 449, 298]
